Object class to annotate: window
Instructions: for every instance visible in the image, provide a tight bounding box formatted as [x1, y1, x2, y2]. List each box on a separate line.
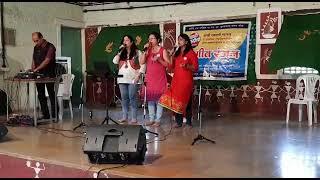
[4, 28, 16, 46]
[283, 67, 318, 75]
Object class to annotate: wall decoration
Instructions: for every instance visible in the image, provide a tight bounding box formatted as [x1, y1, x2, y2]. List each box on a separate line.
[183, 21, 251, 80]
[257, 8, 282, 44]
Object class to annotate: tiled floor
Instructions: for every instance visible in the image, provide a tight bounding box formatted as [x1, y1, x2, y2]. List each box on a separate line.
[0, 107, 320, 178]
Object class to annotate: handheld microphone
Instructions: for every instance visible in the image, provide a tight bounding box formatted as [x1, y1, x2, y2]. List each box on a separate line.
[143, 43, 150, 52]
[170, 46, 178, 56]
[118, 44, 125, 52]
[173, 45, 178, 52]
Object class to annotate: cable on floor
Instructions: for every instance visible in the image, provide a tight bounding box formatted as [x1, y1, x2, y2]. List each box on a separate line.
[36, 126, 85, 139]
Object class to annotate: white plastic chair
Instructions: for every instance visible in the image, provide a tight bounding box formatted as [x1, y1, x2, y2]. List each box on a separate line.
[56, 74, 75, 121]
[286, 74, 320, 126]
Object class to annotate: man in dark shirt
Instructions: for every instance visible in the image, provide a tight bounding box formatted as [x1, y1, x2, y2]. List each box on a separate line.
[32, 32, 58, 119]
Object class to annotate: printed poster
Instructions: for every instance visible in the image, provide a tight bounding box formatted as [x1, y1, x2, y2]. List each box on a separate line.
[183, 21, 251, 81]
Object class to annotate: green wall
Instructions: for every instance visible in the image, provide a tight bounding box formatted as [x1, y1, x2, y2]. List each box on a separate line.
[87, 24, 160, 76]
[61, 26, 82, 106]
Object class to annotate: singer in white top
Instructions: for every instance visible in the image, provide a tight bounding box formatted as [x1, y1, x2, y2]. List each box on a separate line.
[113, 35, 146, 124]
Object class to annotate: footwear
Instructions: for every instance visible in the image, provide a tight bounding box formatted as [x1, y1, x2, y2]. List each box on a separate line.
[39, 115, 50, 120]
[185, 124, 193, 129]
[173, 123, 182, 128]
[130, 120, 138, 124]
[152, 122, 161, 127]
[118, 119, 128, 123]
[144, 121, 155, 126]
[51, 112, 56, 119]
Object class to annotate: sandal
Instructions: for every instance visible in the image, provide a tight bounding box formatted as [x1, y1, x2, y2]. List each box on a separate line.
[185, 124, 193, 129]
[152, 122, 161, 127]
[130, 120, 138, 124]
[173, 123, 182, 128]
[144, 121, 155, 126]
[118, 119, 128, 123]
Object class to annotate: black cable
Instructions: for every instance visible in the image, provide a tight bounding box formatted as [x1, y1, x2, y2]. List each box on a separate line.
[6, 80, 14, 112]
[92, 156, 128, 178]
[35, 80, 86, 135]
[81, 149, 128, 178]
[1, 2, 6, 68]
[79, 157, 100, 178]
[146, 115, 173, 144]
[17, 81, 21, 112]
[36, 127, 85, 139]
[37, 126, 85, 134]
[97, 164, 128, 178]
[79, 164, 95, 178]
[37, 128, 84, 138]
[9, 80, 19, 112]
[5, 79, 22, 115]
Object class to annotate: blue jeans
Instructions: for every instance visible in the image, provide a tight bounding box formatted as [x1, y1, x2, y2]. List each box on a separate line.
[119, 83, 138, 120]
[148, 101, 163, 122]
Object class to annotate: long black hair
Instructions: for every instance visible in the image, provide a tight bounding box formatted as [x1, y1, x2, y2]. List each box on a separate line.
[174, 33, 193, 57]
[119, 35, 139, 61]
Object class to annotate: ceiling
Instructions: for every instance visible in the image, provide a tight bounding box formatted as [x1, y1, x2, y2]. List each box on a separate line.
[66, 2, 190, 12]
[66, 2, 120, 7]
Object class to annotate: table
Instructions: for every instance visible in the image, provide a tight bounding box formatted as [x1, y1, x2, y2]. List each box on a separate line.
[4, 77, 58, 127]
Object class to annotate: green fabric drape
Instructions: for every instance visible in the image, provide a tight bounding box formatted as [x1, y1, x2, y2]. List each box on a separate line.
[269, 14, 320, 72]
[181, 18, 257, 88]
[87, 25, 160, 76]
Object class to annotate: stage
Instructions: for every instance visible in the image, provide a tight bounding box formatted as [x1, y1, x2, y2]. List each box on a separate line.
[0, 107, 320, 178]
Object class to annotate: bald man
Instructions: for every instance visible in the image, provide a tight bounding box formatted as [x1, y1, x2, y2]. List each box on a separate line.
[32, 32, 58, 119]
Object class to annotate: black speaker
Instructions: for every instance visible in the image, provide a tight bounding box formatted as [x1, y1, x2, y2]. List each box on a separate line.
[83, 124, 147, 165]
[0, 124, 8, 140]
[0, 90, 11, 116]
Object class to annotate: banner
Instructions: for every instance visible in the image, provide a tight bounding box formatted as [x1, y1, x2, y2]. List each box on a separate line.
[183, 22, 251, 81]
[269, 13, 320, 72]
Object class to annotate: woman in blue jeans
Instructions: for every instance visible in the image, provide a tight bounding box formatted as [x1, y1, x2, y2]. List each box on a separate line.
[113, 35, 145, 124]
[140, 32, 170, 127]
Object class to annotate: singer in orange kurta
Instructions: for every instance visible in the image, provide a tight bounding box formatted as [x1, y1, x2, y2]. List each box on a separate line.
[159, 41, 198, 116]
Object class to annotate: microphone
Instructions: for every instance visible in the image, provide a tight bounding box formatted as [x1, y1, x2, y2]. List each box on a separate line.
[173, 46, 178, 52]
[143, 47, 147, 52]
[143, 46, 148, 52]
[118, 44, 125, 52]
[143, 43, 150, 52]
[170, 46, 178, 56]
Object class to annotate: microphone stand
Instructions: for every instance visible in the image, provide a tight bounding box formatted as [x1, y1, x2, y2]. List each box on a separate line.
[111, 77, 121, 107]
[191, 80, 216, 145]
[73, 73, 87, 131]
[101, 73, 119, 125]
[84, 71, 98, 120]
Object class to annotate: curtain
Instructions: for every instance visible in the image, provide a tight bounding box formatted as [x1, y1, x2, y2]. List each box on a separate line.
[269, 14, 320, 71]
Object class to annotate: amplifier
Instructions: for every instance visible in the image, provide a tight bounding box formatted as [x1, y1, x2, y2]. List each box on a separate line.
[83, 124, 147, 165]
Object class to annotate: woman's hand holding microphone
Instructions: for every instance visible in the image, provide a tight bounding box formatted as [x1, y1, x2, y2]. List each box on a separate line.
[117, 44, 125, 55]
[143, 43, 150, 56]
